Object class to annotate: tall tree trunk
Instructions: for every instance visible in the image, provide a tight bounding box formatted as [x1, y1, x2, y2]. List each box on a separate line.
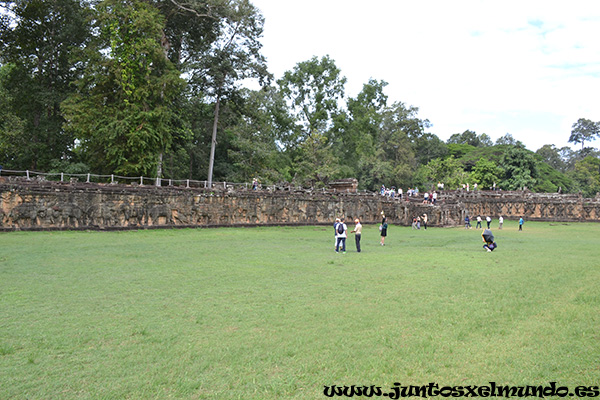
[156, 152, 163, 186]
[207, 95, 220, 187]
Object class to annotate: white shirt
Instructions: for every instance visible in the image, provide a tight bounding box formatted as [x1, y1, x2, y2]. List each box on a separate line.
[335, 223, 347, 238]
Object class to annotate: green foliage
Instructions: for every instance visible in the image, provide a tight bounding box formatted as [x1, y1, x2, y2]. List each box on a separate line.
[412, 132, 448, 165]
[0, 1, 595, 193]
[226, 88, 292, 184]
[569, 118, 600, 150]
[48, 159, 90, 175]
[447, 130, 491, 147]
[455, 145, 508, 172]
[500, 146, 538, 190]
[533, 162, 573, 193]
[495, 133, 524, 147]
[536, 144, 567, 172]
[0, 0, 90, 170]
[191, 0, 271, 184]
[470, 158, 500, 189]
[62, 0, 185, 176]
[277, 55, 346, 140]
[568, 156, 600, 198]
[447, 143, 476, 159]
[415, 156, 469, 190]
[0, 64, 25, 168]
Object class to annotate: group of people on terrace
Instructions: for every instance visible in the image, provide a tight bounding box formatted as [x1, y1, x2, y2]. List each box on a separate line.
[379, 185, 441, 203]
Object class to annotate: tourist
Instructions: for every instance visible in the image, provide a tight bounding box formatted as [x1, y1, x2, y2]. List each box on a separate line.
[398, 187, 403, 199]
[412, 217, 418, 229]
[486, 216, 492, 229]
[333, 218, 341, 250]
[423, 191, 429, 204]
[335, 217, 348, 253]
[519, 217, 524, 231]
[498, 216, 504, 230]
[476, 216, 482, 229]
[350, 218, 362, 252]
[465, 215, 471, 229]
[432, 191, 438, 204]
[380, 212, 388, 246]
[416, 215, 421, 230]
[482, 229, 497, 252]
[422, 213, 428, 230]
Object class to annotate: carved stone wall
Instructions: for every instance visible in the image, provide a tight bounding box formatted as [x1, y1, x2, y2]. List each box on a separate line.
[446, 190, 600, 222]
[1, 179, 598, 231]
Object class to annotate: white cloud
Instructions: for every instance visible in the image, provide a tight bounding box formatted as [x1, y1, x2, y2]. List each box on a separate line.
[252, 0, 600, 150]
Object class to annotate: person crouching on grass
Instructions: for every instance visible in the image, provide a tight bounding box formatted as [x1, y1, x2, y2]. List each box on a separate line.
[350, 218, 362, 252]
[482, 228, 497, 252]
[335, 217, 348, 253]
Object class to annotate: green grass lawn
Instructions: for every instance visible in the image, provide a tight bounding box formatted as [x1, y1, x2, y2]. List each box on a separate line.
[1, 221, 599, 399]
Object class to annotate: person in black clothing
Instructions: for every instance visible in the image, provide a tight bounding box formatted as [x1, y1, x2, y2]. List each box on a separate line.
[380, 212, 388, 246]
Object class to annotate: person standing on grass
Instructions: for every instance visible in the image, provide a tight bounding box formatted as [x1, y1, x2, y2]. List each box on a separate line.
[486, 215, 492, 229]
[335, 217, 348, 253]
[422, 213, 428, 230]
[333, 218, 341, 250]
[498, 215, 504, 230]
[519, 217, 524, 231]
[465, 215, 471, 229]
[380, 212, 388, 246]
[476, 215, 482, 229]
[350, 218, 362, 252]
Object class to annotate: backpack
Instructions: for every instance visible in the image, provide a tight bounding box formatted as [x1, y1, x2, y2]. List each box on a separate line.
[337, 223, 345, 234]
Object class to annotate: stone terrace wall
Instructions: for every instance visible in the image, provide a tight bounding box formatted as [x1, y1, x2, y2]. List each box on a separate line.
[1, 179, 598, 231]
[0, 179, 452, 231]
[444, 190, 600, 222]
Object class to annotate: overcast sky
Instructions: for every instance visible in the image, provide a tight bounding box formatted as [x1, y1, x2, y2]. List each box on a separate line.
[250, 0, 600, 151]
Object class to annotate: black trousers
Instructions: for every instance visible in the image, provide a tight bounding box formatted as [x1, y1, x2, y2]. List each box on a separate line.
[355, 234, 361, 252]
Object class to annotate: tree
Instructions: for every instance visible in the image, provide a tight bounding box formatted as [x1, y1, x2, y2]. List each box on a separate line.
[412, 132, 448, 165]
[415, 156, 468, 190]
[0, 64, 25, 168]
[0, 0, 91, 170]
[500, 147, 538, 190]
[495, 133, 523, 147]
[377, 101, 420, 187]
[226, 87, 293, 183]
[536, 144, 566, 172]
[192, 0, 271, 187]
[447, 130, 491, 147]
[340, 79, 388, 189]
[278, 55, 346, 142]
[568, 156, 600, 198]
[62, 0, 185, 176]
[470, 158, 500, 189]
[277, 55, 346, 185]
[569, 118, 600, 150]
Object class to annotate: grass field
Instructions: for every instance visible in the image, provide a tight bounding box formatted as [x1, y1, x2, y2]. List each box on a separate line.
[1, 221, 599, 399]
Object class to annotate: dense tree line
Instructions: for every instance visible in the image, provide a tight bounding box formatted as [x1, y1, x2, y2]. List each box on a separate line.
[1, 1, 599, 196]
